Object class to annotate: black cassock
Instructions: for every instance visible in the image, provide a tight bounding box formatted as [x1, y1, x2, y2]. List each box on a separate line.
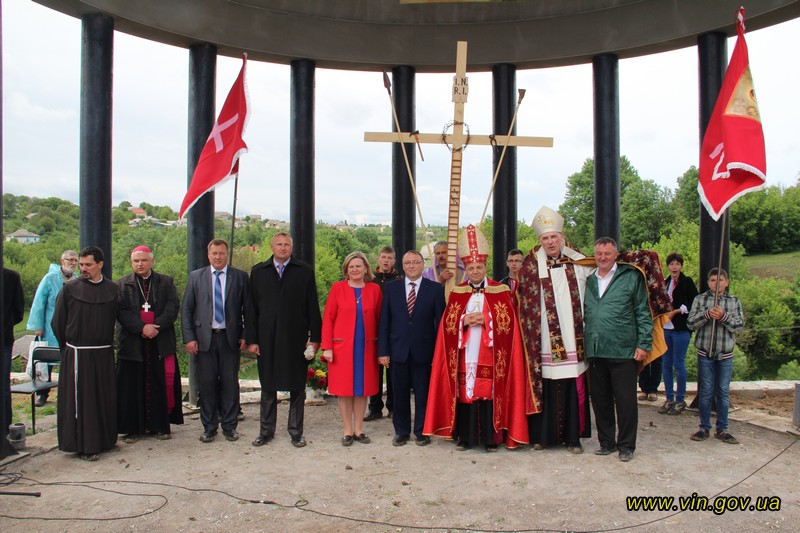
[116, 272, 184, 435]
[52, 276, 120, 455]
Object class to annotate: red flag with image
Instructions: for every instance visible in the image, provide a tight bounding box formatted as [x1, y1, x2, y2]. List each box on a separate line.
[180, 55, 249, 219]
[698, 7, 766, 221]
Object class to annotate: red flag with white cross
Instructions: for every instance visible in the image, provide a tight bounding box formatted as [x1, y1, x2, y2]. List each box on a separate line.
[698, 7, 766, 221]
[180, 55, 249, 219]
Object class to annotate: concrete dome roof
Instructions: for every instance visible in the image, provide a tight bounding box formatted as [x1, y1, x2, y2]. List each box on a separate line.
[34, 0, 800, 71]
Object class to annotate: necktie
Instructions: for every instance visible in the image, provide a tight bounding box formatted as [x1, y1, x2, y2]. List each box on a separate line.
[407, 282, 416, 315]
[213, 270, 225, 324]
[277, 263, 285, 278]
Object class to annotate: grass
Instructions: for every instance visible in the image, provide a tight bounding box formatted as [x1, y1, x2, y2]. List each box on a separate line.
[10, 389, 58, 435]
[744, 251, 800, 280]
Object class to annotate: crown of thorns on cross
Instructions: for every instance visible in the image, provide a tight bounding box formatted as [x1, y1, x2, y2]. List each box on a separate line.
[441, 120, 471, 152]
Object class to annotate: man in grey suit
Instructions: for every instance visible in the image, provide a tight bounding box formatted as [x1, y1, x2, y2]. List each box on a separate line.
[182, 239, 250, 443]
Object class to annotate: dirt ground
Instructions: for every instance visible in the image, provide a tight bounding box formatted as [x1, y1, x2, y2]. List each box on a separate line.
[1, 394, 798, 533]
[732, 393, 796, 419]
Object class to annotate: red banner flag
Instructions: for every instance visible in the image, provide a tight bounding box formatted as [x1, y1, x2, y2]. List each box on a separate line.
[180, 55, 249, 219]
[698, 7, 766, 221]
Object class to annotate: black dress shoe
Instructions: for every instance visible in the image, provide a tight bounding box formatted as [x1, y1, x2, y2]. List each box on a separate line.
[392, 435, 409, 446]
[619, 450, 634, 462]
[415, 436, 431, 447]
[291, 436, 307, 448]
[252, 434, 273, 447]
[363, 411, 383, 422]
[199, 430, 217, 443]
[455, 441, 470, 451]
[223, 429, 240, 441]
[594, 445, 618, 456]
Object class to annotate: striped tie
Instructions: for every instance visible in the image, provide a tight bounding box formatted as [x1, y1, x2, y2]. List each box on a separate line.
[213, 270, 225, 324]
[407, 281, 416, 316]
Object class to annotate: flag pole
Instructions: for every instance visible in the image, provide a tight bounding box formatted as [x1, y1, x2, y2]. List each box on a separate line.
[707, 209, 728, 355]
[382, 71, 432, 261]
[229, 174, 239, 266]
[480, 89, 526, 224]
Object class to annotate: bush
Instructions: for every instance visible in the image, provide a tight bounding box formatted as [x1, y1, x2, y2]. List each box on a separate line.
[776, 360, 800, 380]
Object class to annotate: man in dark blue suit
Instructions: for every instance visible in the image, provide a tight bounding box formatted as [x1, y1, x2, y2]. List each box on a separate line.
[378, 250, 445, 446]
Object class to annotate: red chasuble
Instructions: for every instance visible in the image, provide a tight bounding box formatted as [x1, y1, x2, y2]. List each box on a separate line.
[423, 279, 536, 448]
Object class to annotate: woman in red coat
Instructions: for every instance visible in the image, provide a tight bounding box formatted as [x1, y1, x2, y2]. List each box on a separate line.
[321, 251, 383, 445]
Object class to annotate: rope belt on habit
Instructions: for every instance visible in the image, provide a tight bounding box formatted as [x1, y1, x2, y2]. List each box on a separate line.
[66, 342, 112, 419]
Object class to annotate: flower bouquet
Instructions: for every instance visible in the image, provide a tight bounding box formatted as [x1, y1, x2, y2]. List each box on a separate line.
[305, 358, 328, 404]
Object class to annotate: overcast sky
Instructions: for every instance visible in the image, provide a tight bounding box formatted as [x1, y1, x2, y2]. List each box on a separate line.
[3, 2, 799, 227]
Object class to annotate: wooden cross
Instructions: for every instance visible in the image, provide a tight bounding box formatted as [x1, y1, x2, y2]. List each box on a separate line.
[365, 41, 553, 297]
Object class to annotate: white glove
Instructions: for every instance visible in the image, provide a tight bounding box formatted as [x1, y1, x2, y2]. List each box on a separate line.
[304, 345, 316, 361]
[680, 304, 688, 314]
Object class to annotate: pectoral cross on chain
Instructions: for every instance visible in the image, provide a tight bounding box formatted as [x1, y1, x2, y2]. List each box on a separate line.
[142, 301, 151, 313]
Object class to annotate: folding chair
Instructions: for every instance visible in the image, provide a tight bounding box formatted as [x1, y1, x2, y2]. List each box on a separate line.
[10, 346, 61, 434]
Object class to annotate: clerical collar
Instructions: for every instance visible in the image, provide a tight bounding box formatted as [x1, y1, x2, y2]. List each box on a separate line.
[137, 271, 152, 280]
[469, 279, 486, 292]
[88, 275, 104, 284]
[546, 254, 567, 268]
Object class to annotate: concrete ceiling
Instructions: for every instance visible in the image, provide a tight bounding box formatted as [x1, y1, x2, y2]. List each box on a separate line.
[33, 0, 800, 72]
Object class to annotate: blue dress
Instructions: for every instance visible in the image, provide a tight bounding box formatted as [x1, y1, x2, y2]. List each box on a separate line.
[353, 288, 365, 396]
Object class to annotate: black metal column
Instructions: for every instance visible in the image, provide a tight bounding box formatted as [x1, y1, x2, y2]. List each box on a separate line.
[592, 54, 620, 245]
[0, 3, 14, 459]
[392, 66, 416, 268]
[79, 14, 114, 276]
[186, 43, 216, 406]
[290, 59, 316, 266]
[187, 44, 217, 272]
[492, 64, 517, 278]
[698, 32, 729, 292]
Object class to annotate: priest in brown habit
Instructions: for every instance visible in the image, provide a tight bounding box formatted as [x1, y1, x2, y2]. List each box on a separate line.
[116, 245, 183, 443]
[52, 246, 121, 461]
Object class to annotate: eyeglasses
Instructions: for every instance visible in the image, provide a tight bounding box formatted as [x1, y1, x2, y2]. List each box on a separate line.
[402, 261, 423, 265]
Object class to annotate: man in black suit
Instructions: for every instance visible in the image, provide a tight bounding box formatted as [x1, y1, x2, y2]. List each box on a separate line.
[378, 250, 445, 446]
[246, 232, 321, 448]
[182, 239, 250, 443]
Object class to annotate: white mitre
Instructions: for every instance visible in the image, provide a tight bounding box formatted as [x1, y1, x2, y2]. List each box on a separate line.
[531, 206, 564, 236]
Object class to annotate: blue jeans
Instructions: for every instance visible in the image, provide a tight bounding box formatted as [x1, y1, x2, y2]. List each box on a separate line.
[662, 330, 691, 402]
[697, 354, 733, 433]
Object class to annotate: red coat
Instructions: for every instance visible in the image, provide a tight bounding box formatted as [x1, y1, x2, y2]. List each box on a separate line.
[423, 279, 535, 447]
[321, 281, 383, 396]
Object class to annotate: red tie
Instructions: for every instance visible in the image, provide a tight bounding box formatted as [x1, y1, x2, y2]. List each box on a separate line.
[407, 282, 416, 315]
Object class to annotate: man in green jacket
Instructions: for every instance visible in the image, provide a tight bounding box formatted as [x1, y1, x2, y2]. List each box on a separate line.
[583, 237, 653, 462]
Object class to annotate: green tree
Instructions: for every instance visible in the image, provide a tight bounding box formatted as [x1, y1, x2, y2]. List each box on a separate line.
[673, 166, 699, 222]
[620, 178, 671, 248]
[734, 276, 799, 377]
[559, 156, 642, 250]
[730, 185, 800, 254]
[559, 158, 595, 251]
[354, 227, 380, 252]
